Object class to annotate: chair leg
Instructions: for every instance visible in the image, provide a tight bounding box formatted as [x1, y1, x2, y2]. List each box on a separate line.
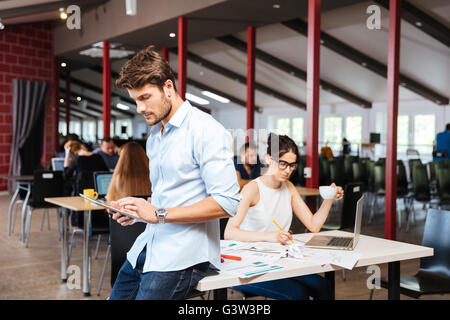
[342, 269, 346, 281]
[47, 209, 51, 230]
[25, 206, 32, 248]
[368, 288, 374, 300]
[95, 234, 102, 260]
[369, 194, 376, 223]
[97, 244, 111, 296]
[11, 201, 22, 234]
[56, 208, 62, 241]
[40, 209, 46, 231]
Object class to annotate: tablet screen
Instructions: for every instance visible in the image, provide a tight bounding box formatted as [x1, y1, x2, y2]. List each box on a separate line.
[79, 194, 147, 223]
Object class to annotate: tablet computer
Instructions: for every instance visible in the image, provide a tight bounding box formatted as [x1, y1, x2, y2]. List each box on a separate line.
[79, 193, 147, 223]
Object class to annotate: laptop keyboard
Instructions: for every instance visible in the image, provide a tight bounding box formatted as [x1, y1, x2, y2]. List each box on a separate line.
[327, 237, 352, 247]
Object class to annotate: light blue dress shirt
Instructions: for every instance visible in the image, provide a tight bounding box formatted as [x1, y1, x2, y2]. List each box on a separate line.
[126, 101, 241, 272]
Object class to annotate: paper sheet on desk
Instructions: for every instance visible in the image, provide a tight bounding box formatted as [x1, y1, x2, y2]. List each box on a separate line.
[288, 243, 361, 270]
[220, 244, 286, 278]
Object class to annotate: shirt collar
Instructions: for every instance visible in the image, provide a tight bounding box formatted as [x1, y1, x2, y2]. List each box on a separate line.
[149, 100, 192, 135]
[167, 100, 192, 128]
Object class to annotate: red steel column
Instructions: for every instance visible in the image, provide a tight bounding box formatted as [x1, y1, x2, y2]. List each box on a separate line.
[246, 26, 256, 137]
[103, 41, 111, 139]
[306, 0, 321, 192]
[54, 57, 60, 152]
[162, 47, 169, 62]
[385, 0, 401, 240]
[178, 17, 187, 100]
[65, 70, 70, 134]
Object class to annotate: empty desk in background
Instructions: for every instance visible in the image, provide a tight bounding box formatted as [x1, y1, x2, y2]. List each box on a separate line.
[44, 196, 105, 297]
[1, 175, 34, 241]
[196, 230, 433, 300]
[296, 186, 320, 197]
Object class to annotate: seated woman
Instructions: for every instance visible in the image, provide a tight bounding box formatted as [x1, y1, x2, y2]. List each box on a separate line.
[224, 133, 344, 300]
[63, 140, 109, 195]
[106, 141, 152, 203]
[105, 141, 152, 286]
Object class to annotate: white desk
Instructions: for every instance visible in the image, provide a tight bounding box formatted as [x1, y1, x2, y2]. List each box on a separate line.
[196, 230, 433, 300]
[45, 196, 105, 297]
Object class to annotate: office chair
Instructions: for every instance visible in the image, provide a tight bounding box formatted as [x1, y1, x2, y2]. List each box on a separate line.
[23, 170, 65, 248]
[408, 163, 431, 232]
[369, 208, 450, 299]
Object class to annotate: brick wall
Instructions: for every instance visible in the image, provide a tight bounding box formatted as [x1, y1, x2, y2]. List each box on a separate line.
[0, 23, 57, 192]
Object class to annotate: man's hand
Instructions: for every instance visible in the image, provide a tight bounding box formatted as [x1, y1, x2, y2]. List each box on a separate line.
[108, 201, 137, 226]
[115, 197, 158, 224]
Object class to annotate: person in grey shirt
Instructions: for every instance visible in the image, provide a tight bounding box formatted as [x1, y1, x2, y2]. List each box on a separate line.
[93, 137, 119, 171]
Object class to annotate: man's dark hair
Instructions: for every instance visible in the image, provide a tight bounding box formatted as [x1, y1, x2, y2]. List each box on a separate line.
[116, 45, 177, 91]
[102, 137, 113, 143]
[240, 142, 257, 155]
[446, 123, 450, 131]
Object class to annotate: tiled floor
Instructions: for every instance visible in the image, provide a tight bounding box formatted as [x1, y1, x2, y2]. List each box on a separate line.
[0, 193, 448, 300]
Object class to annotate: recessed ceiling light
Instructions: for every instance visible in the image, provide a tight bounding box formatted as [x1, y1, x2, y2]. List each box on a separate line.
[273, 4, 281, 9]
[169, 32, 176, 38]
[59, 8, 67, 20]
[201, 91, 230, 103]
[76, 96, 82, 101]
[59, 98, 64, 103]
[117, 103, 130, 110]
[60, 62, 67, 67]
[415, 21, 422, 27]
[186, 92, 210, 105]
[0, 18, 5, 30]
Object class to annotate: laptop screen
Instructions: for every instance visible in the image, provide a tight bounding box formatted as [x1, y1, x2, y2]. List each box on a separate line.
[51, 158, 65, 171]
[94, 172, 113, 197]
[352, 195, 364, 249]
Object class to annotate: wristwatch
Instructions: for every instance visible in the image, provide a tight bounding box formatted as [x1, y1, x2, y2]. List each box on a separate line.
[155, 208, 168, 224]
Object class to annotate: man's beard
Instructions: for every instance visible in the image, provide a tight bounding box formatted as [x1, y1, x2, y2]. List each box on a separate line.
[146, 96, 172, 126]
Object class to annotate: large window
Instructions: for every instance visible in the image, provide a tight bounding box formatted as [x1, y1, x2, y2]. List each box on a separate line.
[414, 114, 435, 156]
[275, 117, 304, 146]
[397, 115, 409, 154]
[323, 116, 342, 154]
[345, 116, 362, 153]
[115, 119, 133, 138]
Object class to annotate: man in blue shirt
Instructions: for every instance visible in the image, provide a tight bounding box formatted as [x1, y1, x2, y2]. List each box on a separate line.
[434, 123, 450, 162]
[234, 142, 262, 189]
[108, 45, 241, 300]
[93, 137, 119, 171]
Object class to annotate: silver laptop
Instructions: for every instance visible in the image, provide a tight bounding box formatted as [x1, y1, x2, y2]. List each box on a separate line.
[305, 195, 364, 250]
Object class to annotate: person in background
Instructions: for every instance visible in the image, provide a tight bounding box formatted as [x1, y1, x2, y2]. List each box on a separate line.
[93, 137, 120, 171]
[225, 133, 344, 300]
[320, 144, 334, 159]
[63, 140, 109, 195]
[234, 142, 262, 190]
[434, 123, 450, 162]
[106, 142, 152, 202]
[342, 138, 351, 157]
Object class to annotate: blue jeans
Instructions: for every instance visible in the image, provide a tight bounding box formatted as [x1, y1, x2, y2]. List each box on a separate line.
[109, 247, 210, 300]
[233, 274, 333, 300]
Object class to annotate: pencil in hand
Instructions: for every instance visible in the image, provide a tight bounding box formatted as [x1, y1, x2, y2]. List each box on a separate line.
[272, 219, 294, 244]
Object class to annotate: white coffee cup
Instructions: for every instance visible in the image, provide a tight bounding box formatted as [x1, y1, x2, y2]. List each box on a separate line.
[319, 186, 337, 199]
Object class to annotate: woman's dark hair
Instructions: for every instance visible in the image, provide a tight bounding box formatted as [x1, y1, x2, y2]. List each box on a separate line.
[266, 133, 300, 162]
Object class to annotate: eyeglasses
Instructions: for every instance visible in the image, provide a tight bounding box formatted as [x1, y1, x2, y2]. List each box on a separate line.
[271, 158, 298, 170]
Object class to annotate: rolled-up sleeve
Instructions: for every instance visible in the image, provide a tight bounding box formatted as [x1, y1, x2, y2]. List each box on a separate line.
[195, 124, 241, 216]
